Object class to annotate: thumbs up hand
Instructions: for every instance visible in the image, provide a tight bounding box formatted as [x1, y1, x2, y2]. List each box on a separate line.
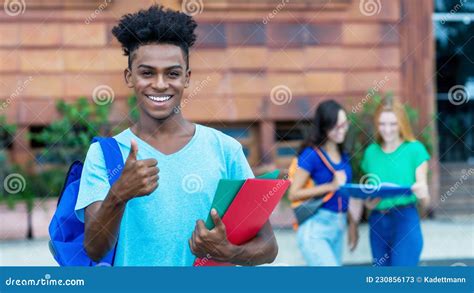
[127, 139, 139, 162]
[110, 139, 159, 204]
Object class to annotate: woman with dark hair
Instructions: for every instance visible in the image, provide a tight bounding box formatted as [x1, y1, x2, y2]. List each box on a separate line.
[288, 100, 358, 266]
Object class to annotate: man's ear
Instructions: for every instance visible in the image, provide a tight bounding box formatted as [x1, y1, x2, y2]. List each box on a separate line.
[124, 68, 134, 88]
[184, 69, 191, 88]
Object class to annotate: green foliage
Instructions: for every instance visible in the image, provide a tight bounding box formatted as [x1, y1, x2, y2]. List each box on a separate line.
[109, 95, 138, 136]
[444, 114, 465, 137]
[0, 152, 10, 201]
[0, 194, 17, 210]
[0, 115, 16, 148]
[0, 114, 16, 199]
[30, 97, 111, 164]
[0, 164, 65, 210]
[2, 97, 112, 206]
[3, 166, 35, 211]
[128, 95, 139, 123]
[0, 163, 63, 239]
[27, 167, 65, 199]
[347, 92, 434, 182]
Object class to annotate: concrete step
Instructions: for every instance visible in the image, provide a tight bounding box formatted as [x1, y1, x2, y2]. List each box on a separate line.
[437, 163, 474, 216]
[438, 189, 474, 199]
[439, 175, 474, 182]
[440, 162, 474, 170]
[439, 175, 473, 183]
[438, 202, 474, 210]
[438, 191, 474, 199]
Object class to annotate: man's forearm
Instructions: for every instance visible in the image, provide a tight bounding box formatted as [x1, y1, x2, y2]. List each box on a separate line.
[228, 222, 278, 266]
[84, 187, 127, 262]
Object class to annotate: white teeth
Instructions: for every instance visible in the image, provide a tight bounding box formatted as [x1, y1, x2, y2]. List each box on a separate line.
[147, 95, 171, 102]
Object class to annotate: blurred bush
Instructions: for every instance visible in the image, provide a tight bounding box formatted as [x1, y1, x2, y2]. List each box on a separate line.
[30, 97, 111, 164]
[0, 114, 16, 200]
[128, 95, 139, 123]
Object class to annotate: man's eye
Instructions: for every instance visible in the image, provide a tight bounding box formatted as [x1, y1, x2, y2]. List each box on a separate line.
[168, 71, 180, 78]
[142, 71, 152, 77]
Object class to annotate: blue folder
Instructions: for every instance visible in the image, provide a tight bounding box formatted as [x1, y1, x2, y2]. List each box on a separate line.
[340, 183, 412, 199]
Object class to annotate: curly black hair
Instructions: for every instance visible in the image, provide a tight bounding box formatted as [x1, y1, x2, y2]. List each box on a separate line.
[112, 5, 197, 69]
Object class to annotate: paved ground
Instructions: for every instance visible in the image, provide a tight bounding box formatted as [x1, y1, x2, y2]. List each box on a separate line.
[1, 217, 473, 266]
[272, 216, 474, 266]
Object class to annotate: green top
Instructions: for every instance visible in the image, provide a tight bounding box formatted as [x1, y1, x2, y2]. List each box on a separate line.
[361, 140, 430, 210]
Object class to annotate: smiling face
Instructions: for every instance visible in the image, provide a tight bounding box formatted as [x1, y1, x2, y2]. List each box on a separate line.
[377, 111, 401, 144]
[125, 44, 191, 121]
[327, 109, 348, 144]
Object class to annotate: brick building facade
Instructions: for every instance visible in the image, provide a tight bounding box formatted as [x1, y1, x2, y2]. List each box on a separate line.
[0, 0, 438, 200]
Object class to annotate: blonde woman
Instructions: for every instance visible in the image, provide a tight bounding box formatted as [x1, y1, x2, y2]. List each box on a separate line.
[361, 97, 430, 266]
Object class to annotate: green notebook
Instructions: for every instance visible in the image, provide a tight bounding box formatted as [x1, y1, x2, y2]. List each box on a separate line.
[204, 170, 280, 229]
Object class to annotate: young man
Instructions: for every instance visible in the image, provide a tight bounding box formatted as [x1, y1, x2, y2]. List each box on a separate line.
[74, 5, 278, 266]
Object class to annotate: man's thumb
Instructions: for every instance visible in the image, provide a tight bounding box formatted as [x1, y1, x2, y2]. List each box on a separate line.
[127, 139, 138, 161]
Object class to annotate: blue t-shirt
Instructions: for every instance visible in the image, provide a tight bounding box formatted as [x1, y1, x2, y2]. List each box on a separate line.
[297, 147, 352, 212]
[75, 124, 254, 266]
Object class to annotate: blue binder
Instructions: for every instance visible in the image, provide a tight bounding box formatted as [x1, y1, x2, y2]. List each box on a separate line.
[340, 183, 412, 199]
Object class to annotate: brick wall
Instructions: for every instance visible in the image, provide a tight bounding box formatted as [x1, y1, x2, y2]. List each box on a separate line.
[0, 0, 437, 200]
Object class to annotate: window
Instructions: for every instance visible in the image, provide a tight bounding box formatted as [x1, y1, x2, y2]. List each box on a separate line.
[205, 123, 260, 166]
[0, 125, 14, 150]
[274, 121, 310, 169]
[434, 0, 474, 162]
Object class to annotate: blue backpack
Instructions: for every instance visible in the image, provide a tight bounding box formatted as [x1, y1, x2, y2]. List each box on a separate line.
[48, 137, 124, 266]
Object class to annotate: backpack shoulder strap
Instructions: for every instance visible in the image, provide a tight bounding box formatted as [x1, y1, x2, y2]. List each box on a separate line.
[90, 136, 124, 266]
[313, 147, 337, 203]
[287, 157, 298, 181]
[91, 137, 124, 186]
[313, 147, 336, 173]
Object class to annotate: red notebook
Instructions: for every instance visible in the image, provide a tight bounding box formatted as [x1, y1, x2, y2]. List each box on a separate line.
[194, 179, 290, 266]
